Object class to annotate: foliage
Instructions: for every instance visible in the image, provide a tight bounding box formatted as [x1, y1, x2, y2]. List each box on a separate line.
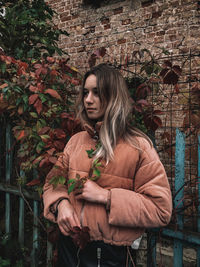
[88, 48, 165, 134]
[67, 144, 102, 194]
[0, 0, 69, 61]
[0, 51, 82, 191]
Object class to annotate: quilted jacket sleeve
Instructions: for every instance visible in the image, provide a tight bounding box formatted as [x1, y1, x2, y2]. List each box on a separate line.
[108, 141, 172, 228]
[43, 139, 72, 223]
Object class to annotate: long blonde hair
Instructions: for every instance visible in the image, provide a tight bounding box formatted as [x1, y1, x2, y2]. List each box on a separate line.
[76, 63, 152, 163]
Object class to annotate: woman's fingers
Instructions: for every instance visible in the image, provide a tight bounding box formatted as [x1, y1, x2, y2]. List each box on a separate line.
[74, 187, 82, 195]
[58, 223, 70, 236]
[57, 200, 81, 231]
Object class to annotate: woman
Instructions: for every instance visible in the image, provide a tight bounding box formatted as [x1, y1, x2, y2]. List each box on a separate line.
[43, 63, 172, 267]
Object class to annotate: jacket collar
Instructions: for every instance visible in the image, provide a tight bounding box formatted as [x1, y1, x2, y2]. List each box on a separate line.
[83, 121, 102, 140]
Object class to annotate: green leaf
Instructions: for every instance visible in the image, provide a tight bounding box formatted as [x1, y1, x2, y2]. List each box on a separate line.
[36, 185, 43, 196]
[67, 178, 76, 184]
[0, 62, 6, 73]
[36, 141, 44, 153]
[68, 182, 76, 194]
[0, 256, 10, 266]
[30, 112, 38, 118]
[39, 93, 47, 103]
[86, 148, 95, 158]
[93, 168, 101, 177]
[49, 175, 66, 188]
[95, 162, 102, 167]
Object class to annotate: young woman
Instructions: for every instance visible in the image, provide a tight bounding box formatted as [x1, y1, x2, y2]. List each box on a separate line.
[43, 63, 172, 267]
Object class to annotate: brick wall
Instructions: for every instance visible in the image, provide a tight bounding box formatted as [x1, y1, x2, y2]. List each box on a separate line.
[46, 0, 200, 70]
[45, 1, 200, 264]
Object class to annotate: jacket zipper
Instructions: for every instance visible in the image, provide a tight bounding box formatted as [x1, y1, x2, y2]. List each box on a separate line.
[97, 247, 101, 267]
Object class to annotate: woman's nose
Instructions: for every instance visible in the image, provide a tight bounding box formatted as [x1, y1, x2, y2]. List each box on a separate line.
[85, 92, 94, 103]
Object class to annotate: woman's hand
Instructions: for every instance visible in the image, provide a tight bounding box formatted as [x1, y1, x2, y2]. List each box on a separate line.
[75, 179, 109, 205]
[57, 199, 80, 236]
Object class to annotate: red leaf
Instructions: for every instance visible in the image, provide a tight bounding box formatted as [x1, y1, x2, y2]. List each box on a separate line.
[35, 67, 47, 76]
[47, 57, 55, 63]
[172, 65, 182, 76]
[143, 113, 162, 131]
[96, 47, 106, 57]
[136, 83, 150, 99]
[45, 89, 62, 100]
[162, 70, 179, 85]
[54, 140, 65, 150]
[38, 126, 50, 135]
[16, 130, 25, 140]
[163, 60, 172, 68]
[152, 110, 163, 115]
[54, 129, 66, 139]
[46, 148, 56, 155]
[71, 78, 81, 86]
[153, 116, 162, 127]
[49, 156, 57, 164]
[137, 99, 148, 106]
[39, 157, 50, 168]
[18, 105, 24, 115]
[34, 64, 42, 69]
[161, 132, 171, 142]
[174, 84, 179, 93]
[60, 112, 71, 119]
[34, 98, 43, 114]
[29, 85, 38, 93]
[50, 69, 58, 76]
[26, 178, 40, 186]
[70, 226, 90, 249]
[0, 83, 8, 89]
[88, 54, 97, 68]
[29, 94, 38, 105]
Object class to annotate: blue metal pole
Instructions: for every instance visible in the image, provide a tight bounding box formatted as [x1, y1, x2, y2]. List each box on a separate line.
[173, 128, 185, 267]
[31, 200, 39, 267]
[18, 170, 25, 246]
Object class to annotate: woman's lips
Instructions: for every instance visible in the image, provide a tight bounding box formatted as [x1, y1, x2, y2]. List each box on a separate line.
[87, 108, 96, 112]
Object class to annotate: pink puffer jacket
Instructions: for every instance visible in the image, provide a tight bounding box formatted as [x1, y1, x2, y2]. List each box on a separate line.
[43, 127, 172, 246]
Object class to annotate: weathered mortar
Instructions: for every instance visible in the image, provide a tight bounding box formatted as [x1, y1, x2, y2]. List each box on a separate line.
[46, 0, 200, 70]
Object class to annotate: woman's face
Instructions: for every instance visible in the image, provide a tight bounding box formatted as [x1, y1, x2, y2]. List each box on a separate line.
[83, 74, 105, 121]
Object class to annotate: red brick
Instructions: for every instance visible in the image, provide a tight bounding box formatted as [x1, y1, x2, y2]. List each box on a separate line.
[122, 19, 131, 25]
[72, 14, 79, 19]
[77, 46, 86, 52]
[104, 24, 111, 30]
[117, 39, 126, 44]
[156, 30, 165, 36]
[152, 11, 162, 19]
[141, 0, 154, 7]
[101, 18, 110, 24]
[114, 7, 123, 15]
[60, 15, 72, 22]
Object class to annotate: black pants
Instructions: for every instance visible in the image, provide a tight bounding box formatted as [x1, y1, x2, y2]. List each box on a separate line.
[57, 234, 136, 267]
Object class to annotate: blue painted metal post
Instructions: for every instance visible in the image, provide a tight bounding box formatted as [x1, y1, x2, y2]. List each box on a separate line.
[31, 200, 39, 267]
[47, 241, 53, 267]
[197, 135, 200, 267]
[5, 123, 12, 235]
[173, 128, 185, 267]
[18, 170, 25, 246]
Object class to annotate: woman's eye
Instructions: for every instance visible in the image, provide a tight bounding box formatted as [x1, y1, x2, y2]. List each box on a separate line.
[93, 88, 99, 95]
[83, 90, 88, 96]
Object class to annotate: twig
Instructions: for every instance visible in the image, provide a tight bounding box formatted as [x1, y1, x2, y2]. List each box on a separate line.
[16, 167, 47, 233]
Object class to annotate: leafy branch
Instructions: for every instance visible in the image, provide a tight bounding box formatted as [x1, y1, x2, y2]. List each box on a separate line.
[67, 143, 102, 194]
